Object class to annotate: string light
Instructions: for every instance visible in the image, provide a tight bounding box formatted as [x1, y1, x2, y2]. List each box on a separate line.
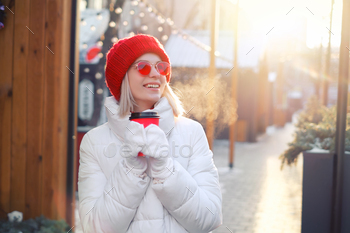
[130, 10, 135, 15]
[115, 7, 122, 14]
[82, 43, 88, 49]
[158, 26, 163, 32]
[129, 32, 135, 36]
[157, 15, 164, 24]
[96, 88, 103, 94]
[109, 21, 116, 27]
[95, 73, 102, 79]
[97, 13, 103, 20]
[141, 25, 148, 31]
[84, 68, 90, 73]
[97, 41, 103, 47]
[90, 25, 96, 31]
[123, 21, 129, 26]
[81, 19, 87, 26]
[98, 53, 103, 58]
[161, 35, 168, 41]
[139, 12, 145, 18]
[111, 37, 118, 43]
[166, 18, 174, 26]
[131, 0, 139, 6]
[147, 6, 152, 12]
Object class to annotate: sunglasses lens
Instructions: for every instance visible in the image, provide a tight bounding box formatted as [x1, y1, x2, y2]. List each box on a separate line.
[157, 62, 170, 75]
[137, 62, 151, 75]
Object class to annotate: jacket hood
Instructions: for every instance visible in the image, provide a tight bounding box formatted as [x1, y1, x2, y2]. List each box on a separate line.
[104, 96, 175, 140]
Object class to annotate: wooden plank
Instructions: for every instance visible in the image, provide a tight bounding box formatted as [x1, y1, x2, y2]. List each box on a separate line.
[0, 0, 14, 219]
[41, 0, 57, 219]
[25, 0, 46, 219]
[42, 0, 68, 220]
[10, 0, 30, 215]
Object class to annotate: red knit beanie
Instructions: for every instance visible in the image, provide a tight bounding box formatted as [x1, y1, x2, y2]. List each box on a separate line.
[105, 34, 171, 101]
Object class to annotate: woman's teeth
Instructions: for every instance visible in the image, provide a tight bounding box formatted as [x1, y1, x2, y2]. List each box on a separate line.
[145, 84, 160, 88]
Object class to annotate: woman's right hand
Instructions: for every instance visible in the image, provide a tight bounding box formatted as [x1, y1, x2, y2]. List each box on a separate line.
[123, 121, 148, 174]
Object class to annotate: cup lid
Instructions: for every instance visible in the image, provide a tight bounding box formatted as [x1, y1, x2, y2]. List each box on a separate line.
[129, 111, 160, 120]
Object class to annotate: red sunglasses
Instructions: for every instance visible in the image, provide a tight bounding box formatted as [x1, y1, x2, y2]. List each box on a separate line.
[132, 61, 171, 76]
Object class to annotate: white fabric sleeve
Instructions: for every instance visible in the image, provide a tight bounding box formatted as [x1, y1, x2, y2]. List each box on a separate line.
[78, 133, 150, 233]
[151, 123, 223, 233]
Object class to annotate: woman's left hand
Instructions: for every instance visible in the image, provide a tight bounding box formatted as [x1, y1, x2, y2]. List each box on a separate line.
[144, 124, 174, 180]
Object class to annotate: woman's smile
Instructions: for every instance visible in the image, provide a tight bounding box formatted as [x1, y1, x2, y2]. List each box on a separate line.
[143, 82, 161, 91]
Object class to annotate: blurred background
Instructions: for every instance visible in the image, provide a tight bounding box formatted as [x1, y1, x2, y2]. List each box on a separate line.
[75, 0, 344, 144]
[1, 0, 350, 232]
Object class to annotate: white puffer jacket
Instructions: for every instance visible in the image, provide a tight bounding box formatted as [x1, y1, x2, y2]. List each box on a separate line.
[78, 96, 223, 233]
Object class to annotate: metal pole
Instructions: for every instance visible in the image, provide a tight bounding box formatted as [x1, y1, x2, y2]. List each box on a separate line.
[331, 0, 350, 232]
[323, 0, 335, 106]
[206, 0, 219, 150]
[229, 0, 239, 169]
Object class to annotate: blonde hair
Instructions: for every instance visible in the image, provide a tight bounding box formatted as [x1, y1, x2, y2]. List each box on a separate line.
[118, 72, 185, 118]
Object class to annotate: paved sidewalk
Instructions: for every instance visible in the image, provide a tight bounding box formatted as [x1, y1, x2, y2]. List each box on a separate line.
[74, 122, 302, 233]
[212, 123, 302, 233]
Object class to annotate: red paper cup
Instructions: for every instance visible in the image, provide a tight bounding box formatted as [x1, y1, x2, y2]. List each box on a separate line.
[129, 112, 160, 156]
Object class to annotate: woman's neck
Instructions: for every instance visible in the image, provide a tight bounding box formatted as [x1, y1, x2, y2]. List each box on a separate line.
[133, 101, 155, 112]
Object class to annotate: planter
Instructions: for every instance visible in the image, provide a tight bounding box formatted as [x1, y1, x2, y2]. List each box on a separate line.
[302, 148, 350, 233]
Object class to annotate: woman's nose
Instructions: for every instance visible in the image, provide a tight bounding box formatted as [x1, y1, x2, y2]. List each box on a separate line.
[149, 64, 161, 77]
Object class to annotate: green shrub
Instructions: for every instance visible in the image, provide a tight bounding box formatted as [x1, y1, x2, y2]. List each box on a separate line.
[280, 95, 350, 169]
[0, 215, 71, 233]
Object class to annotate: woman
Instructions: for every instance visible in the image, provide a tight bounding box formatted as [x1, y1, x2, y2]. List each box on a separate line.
[78, 34, 223, 233]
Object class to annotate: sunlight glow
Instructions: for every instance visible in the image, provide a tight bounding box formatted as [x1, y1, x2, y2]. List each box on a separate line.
[237, 0, 343, 49]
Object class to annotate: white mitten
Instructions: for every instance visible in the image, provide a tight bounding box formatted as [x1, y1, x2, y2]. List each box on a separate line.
[123, 121, 148, 175]
[144, 124, 174, 179]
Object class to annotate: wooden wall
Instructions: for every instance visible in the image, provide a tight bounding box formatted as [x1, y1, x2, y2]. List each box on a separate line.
[0, 0, 77, 226]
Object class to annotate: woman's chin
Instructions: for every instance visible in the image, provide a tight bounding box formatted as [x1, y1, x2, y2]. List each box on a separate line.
[144, 93, 161, 102]
[135, 95, 161, 107]
[147, 96, 161, 104]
